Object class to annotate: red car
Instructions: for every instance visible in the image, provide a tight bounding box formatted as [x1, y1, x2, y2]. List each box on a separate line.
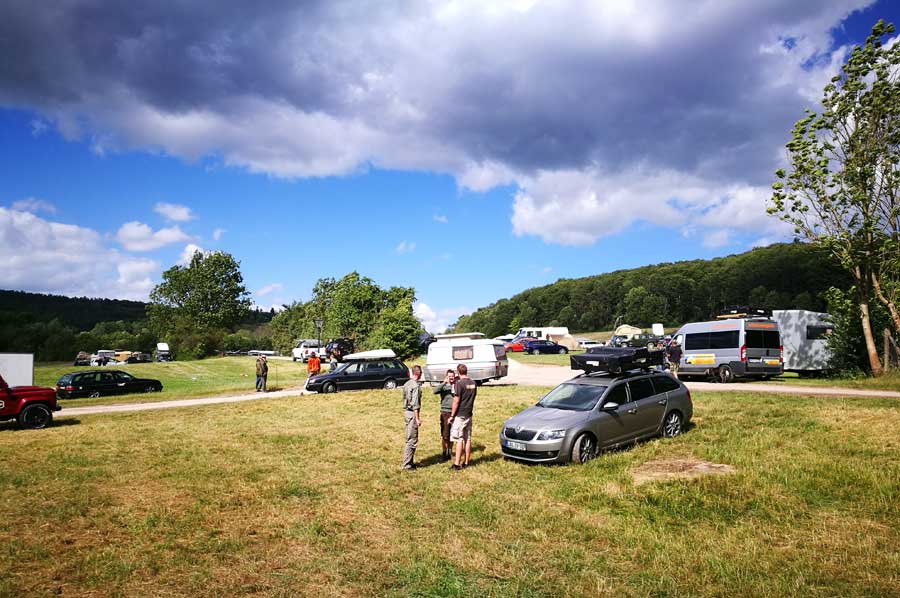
[0, 374, 60, 429]
[504, 337, 536, 353]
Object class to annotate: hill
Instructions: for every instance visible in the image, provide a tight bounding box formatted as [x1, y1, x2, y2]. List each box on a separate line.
[0, 290, 148, 329]
[451, 242, 849, 337]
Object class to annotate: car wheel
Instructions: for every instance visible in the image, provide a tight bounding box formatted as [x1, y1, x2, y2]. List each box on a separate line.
[717, 365, 734, 384]
[18, 404, 52, 430]
[383, 378, 397, 390]
[292, 357, 297, 362]
[89, 391, 101, 398]
[558, 347, 567, 354]
[144, 384, 157, 393]
[530, 349, 539, 355]
[662, 411, 684, 437]
[571, 433, 598, 464]
[322, 382, 337, 394]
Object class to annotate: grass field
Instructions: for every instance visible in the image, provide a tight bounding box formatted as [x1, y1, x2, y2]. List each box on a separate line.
[33, 358, 312, 408]
[1, 386, 898, 596]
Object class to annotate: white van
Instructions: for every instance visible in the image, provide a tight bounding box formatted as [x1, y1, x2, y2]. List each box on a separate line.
[672, 318, 783, 383]
[292, 339, 325, 362]
[423, 333, 508, 384]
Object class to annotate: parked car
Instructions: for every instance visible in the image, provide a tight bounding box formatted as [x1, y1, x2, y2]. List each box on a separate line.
[292, 339, 325, 362]
[504, 337, 535, 353]
[305, 351, 409, 393]
[56, 370, 163, 399]
[73, 351, 91, 366]
[325, 338, 355, 361]
[672, 318, 783, 383]
[499, 371, 692, 464]
[522, 339, 568, 355]
[125, 352, 152, 364]
[0, 374, 60, 429]
[619, 333, 662, 349]
[578, 339, 602, 350]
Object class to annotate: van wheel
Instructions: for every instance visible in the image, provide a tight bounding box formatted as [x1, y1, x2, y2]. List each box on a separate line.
[558, 348, 567, 354]
[322, 382, 336, 394]
[717, 365, 734, 384]
[18, 404, 52, 429]
[571, 433, 598, 464]
[383, 378, 397, 390]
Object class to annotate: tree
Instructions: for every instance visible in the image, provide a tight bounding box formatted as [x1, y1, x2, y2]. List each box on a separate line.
[770, 20, 900, 375]
[149, 251, 251, 333]
[366, 299, 424, 359]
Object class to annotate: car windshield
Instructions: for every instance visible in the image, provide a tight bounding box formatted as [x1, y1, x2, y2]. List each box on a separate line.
[537, 383, 608, 411]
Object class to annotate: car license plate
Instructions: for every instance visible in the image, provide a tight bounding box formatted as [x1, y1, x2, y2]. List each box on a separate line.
[506, 440, 526, 451]
[764, 359, 780, 366]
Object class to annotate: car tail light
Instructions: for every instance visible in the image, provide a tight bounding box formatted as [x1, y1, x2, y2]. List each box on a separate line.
[779, 345, 784, 363]
[65, 385, 74, 391]
[740, 345, 746, 362]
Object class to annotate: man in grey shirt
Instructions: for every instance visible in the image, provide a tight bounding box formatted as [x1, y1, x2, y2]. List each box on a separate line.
[400, 365, 423, 470]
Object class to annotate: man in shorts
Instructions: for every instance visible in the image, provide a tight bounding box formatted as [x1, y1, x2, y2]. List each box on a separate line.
[448, 363, 477, 470]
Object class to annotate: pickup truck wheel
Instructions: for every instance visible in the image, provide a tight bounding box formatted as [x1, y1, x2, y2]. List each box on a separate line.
[322, 381, 336, 394]
[383, 378, 397, 389]
[89, 391, 101, 398]
[18, 404, 52, 429]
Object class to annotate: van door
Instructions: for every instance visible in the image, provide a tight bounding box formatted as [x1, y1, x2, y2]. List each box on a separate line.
[743, 326, 782, 373]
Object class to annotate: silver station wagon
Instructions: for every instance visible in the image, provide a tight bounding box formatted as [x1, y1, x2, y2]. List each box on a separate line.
[500, 371, 693, 464]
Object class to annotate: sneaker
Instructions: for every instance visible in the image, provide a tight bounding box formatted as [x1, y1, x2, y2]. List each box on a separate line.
[401, 464, 416, 471]
[462, 463, 469, 468]
[450, 464, 461, 471]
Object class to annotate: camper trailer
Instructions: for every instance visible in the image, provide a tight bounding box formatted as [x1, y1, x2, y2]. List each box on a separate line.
[423, 333, 508, 384]
[672, 318, 783, 383]
[772, 310, 833, 375]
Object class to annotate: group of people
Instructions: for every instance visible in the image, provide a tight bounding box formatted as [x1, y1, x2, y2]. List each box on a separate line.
[400, 363, 477, 471]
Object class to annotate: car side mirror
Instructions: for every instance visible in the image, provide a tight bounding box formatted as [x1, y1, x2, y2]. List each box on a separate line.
[601, 402, 619, 411]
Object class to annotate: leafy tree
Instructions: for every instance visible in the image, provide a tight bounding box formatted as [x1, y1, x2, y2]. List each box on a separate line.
[769, 20, 900, 374]
[149, 251, 251, 332]
[366, 299, 424, 359]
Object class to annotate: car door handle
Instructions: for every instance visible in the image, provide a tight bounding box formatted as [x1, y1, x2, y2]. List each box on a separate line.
[627, 408, 637, 414]
[657, 399, 666, 405]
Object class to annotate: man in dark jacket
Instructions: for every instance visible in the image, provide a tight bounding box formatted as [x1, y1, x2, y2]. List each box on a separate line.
[433, 369, 456, 461]
[666, 341, 683, 376]
[255, 356, 269, 392]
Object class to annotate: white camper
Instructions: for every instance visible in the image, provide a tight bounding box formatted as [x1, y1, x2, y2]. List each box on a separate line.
[772, 310, 833, 374]
[423, 333, 508, 384]
[0, 353, 34, 387]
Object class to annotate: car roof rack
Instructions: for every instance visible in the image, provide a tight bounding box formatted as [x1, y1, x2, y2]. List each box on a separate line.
[569, 346, 665, 376]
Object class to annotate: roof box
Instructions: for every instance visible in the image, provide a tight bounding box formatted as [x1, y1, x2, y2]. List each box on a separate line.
[343, 349, 397, 361]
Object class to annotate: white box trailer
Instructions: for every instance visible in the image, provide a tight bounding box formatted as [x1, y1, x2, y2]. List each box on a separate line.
[423, 333, 509, 384]
[772, 310, 833, 374]
[0, 353, 35, 387]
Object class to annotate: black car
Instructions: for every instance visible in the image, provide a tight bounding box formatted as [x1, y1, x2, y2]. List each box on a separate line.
[325, 338, 355, 361]
[56, 370, 163, 399]
[522, 339, 568, 355]
[305, 358, 409, 393]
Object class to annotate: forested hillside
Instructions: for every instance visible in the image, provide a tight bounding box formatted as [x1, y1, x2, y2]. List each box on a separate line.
[0, 290, 147, 329]
[451, 242, 849, 337]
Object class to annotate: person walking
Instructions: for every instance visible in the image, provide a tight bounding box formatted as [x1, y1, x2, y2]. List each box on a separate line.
[307, 352, 321, 377]
[433, 369, 456, 461]
[255, 355, 269, 392]
[448, 363, 477, 470]
[400, 365, 423, 471]
[666, 340, 682, 377]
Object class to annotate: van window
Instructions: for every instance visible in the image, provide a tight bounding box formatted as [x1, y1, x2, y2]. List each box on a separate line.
[709, 331, 739, 349]
[684, 333, 709, 351]
[806, 325, 833, 340]
[452, 346, 474, 360]
[745, 330, 781, 349]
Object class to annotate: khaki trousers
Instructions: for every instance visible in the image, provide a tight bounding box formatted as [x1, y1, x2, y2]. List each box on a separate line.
[401, 410, 419, 468]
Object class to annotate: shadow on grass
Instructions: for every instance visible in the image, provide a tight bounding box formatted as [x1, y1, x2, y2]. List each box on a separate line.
[0, 418, 81, 432]
[416, 443, 502, 468]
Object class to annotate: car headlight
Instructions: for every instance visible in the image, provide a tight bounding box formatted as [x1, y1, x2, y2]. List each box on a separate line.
[536, 429, 567, 441]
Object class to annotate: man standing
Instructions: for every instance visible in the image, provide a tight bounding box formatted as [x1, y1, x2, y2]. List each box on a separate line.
[666, 340, 682, 377]
[256, 355, 269, 392]
[433, 369, 456, 461]
[448, 363, 477, 470]
[307, 352, 321, 377]
[400, 365, 423, 471]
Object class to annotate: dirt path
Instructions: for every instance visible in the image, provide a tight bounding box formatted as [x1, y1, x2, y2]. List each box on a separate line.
[497, 358, 900, 398]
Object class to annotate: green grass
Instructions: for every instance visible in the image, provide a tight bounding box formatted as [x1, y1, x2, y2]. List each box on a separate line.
[757, 370, 900, 391]
[1, 386, 898, 596]
[33, 357, 313, 407]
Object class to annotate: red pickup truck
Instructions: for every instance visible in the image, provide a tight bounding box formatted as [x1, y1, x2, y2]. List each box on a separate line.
[0, 374, 60, 429]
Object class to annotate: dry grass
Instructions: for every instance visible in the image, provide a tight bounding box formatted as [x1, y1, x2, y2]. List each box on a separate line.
[1, 386, 898, 596]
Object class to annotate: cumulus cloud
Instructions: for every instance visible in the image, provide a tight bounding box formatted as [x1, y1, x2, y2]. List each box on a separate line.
[256, 283, 283, 297]
[395, 240, 416, 254]
[414, 301, 470, 334]
[433, 214, 448, 224]
[212, 227, 226, 241]
[153, 202, 194, 222]
[178, 243, 205, 265]
[0, 0, 878, 245]
[116, 221, 191, 251]
[0, 207, 159, 299]
[11, 197, 56, 214]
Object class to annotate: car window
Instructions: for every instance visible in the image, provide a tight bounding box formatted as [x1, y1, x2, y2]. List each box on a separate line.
[603, 384, 629, 406]
[627, 378, 656, 401]
[114, 372, 134, 382]
[342, 363, 361, 374]
[100, 372, 115, 383]
[537, 383, 607, 411]
[651, 375, 680, 393]
[365, 362, 385, 371]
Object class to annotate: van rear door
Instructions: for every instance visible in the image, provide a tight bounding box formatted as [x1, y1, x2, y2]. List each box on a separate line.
[744, 323, 781, 372]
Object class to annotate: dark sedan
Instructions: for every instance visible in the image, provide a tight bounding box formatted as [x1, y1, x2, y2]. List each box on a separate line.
[305, 358, 410, 393]
[56, 370, 163, 399]
[522, 339, 568, 355]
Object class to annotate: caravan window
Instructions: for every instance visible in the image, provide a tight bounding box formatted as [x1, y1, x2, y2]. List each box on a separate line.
[745, 330, 780, 349]
[806, 325, 833, 340]
[452, 346, 474, 360]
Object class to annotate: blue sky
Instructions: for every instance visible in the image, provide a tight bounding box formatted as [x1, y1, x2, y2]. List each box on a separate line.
[1, 1, 898, 331]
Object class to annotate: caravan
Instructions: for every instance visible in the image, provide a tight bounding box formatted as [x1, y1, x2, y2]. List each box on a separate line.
[772, 310, 833, 375]
[424, 333, 508, 384]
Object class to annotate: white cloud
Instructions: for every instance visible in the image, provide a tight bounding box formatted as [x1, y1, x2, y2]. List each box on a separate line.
[153, 202, 194, 222]
[256, 283, 283, 297]
[702, 229, 733, 249]
[212, 227, 226, 241]
[116, 221, 191, 251]
[30, 119, 48, 137]
[395, 240, 416, 254]
[0, 207, 159, 299]
[11, 197, 57, 214]
[178, 243, 205, 265]
[433, 214, 449, 224]
[541, 266, 553, 274]
[414, 301, 470, 334]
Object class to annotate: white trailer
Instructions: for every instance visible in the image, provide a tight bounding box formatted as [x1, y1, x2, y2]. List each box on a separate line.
[0, 353, 35, 387]
[423, 333, 508, 384]
[772, 310, 833, 374]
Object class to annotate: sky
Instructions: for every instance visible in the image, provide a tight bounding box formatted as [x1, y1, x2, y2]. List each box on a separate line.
[1, 0, 899, 332]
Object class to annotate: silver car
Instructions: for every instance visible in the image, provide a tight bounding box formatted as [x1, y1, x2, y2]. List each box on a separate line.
[499, 371, 692, 464]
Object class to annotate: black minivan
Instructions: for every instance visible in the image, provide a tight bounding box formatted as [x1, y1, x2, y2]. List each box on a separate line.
[57, 370, 163, 398]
